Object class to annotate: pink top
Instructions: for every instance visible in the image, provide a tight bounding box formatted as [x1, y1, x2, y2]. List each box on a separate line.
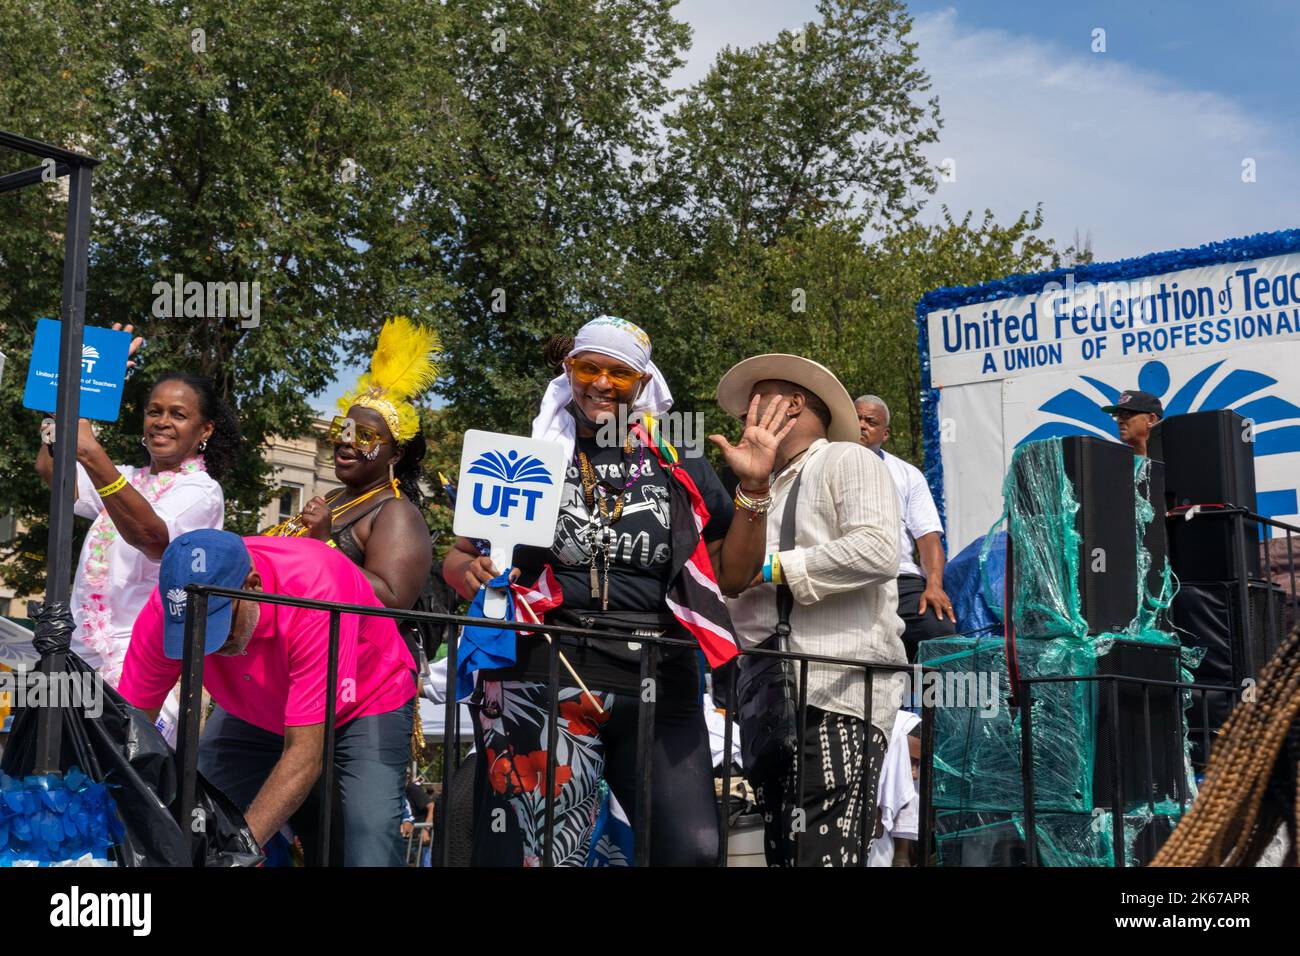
[120, 537, 416, 734]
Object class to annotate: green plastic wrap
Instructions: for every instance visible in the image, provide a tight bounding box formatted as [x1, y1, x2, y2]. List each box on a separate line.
[922, 439, 1202, 864]
[919, 634, 1094, 813]
[918, 634, 1197, 816]
[1004, 438, 1087, 639]
[980, 439, 1180, 643]
[934, 801, 1187, 867]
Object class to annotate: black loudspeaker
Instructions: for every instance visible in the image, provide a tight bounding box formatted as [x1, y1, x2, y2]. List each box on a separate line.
[1011, 436, 1138, 637]
[1092, 640, 1185, 815]
[1171, 579, 1287, 765]
[1150, 410, 1259, 581]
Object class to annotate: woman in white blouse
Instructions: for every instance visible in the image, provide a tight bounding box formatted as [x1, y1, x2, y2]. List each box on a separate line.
[35, 370, 240, 686]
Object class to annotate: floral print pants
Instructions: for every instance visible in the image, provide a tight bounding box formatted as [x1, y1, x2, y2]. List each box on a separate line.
[469, 679, 718, 866]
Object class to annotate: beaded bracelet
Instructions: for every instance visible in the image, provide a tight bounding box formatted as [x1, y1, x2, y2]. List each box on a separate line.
[734, 487, 773, 515]
[96, 474, 128, 498]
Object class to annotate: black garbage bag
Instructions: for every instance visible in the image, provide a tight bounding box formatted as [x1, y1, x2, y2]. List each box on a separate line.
[0, 602, 262, 867]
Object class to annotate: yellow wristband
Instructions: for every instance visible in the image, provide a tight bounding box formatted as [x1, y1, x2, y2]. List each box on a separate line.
[771, 552, 783, 585]
[96, 474, 128, 498]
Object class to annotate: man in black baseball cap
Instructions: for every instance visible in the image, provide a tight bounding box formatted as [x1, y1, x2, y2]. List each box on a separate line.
[1101, 390, 1164, 458]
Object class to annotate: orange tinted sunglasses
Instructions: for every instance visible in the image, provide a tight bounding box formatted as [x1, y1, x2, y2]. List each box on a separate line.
[568, 358, 642, 390]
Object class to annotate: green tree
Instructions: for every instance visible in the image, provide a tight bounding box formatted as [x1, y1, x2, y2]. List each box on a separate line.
[0, 0, 459, 595]
[661, 0, 941, 244]
[611, 0, 943, 437]
[420, 0, 691, 436]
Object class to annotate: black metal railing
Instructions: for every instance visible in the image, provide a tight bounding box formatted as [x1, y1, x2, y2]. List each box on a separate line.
[1002, 502, 1300, 867]
[1016, 670, 1237, 867]
[175, 583, 930, 867]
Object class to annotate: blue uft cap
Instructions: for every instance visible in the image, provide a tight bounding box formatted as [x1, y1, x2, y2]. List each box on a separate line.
[159, 529, 251, 660]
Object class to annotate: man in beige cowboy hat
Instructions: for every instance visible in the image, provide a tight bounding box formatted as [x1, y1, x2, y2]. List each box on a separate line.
[717, 354, 906, 867]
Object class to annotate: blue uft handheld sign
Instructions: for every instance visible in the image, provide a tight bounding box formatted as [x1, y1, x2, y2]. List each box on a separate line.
[22, 319, 132, 422]
[453, 430, 566, 617]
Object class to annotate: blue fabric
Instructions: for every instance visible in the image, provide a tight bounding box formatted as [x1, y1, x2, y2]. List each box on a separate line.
[456, 571, 518, 700]
[944, 531, 1007, 636]
[585, 785, 634, 867]
[0, 767, 124, 865]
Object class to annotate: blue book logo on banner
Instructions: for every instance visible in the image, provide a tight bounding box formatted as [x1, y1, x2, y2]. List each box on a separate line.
[22, 319, 131, 422]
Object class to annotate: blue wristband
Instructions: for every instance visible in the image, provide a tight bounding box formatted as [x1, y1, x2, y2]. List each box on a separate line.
[762, 553, 773, 583]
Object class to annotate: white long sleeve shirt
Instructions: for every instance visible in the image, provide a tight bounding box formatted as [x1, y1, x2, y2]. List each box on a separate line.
[725, 439, 906, 734]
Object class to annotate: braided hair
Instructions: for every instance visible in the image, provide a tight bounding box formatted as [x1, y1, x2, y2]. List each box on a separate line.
[394, 432, 427, 506]
[543, 333, 574, 375]
[146, 372, 244, 482]
[1151, 626, 1300, 866]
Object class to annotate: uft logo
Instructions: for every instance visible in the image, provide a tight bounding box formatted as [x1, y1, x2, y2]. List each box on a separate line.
[166, 587, 188, 618]
[467, 450, 551, 520]
[81, 344, 99, 374]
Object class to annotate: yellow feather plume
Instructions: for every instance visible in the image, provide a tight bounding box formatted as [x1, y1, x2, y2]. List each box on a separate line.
[368, 316, 441, 401]
[336, 316, 442, 442]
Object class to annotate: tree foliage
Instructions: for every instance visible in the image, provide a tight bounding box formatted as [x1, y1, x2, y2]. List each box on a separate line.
[1, 0, 1080, 598]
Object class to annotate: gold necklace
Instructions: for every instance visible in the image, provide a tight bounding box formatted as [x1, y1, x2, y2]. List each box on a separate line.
[264, 479, 396, 537]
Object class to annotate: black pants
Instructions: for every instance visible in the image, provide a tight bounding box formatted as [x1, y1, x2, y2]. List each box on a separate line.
[754, 707, 888, 867]
[897, 573, 957, 663]
[469, 679, 718, 866]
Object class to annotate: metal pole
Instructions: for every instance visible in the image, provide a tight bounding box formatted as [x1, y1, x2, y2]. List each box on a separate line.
[860, 666, 874, 865]
[33, 163, 94, 774]
[1019, 679, 1037, 867]
[717, 663, 737, 867]
[176, 587, 208, 865]
[793, 659, 808, 866]
[1286, 530, 1296, 624]
[317, 609, 341, 866]
[632, 641, 658, 867]
[1108, 678, 1125, 868]
[1234, 512, 1255, 680]
[542, 636, 560, 867]
[439, 624, 459, 867]
[917, 691, 935, 868]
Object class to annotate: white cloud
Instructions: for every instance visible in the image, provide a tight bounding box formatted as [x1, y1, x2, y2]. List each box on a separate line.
[912, 8, 1300, 258]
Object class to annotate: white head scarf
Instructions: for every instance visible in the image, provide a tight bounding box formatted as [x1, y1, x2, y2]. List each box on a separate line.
[531, 315, 674, 460]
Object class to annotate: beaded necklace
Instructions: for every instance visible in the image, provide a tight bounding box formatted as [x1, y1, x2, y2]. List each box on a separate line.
[575, 431, 647, 610]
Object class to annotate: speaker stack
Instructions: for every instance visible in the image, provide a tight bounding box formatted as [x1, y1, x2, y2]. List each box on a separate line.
[938, 436, 1184, 866]
[1152, 409, 1287, 763]
[1015, 437, 1182, 840]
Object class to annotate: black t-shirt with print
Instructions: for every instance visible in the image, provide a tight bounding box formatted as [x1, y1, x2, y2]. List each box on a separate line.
[494, 433, 734, 694]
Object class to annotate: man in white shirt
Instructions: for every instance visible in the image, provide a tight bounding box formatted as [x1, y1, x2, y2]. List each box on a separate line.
[855, 395, 956, 662]
[718, 354, 906, 867]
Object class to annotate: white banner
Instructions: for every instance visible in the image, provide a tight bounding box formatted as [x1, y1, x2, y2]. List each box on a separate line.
[938, 341, 1300, 554]
[927, 253, 1300, 388]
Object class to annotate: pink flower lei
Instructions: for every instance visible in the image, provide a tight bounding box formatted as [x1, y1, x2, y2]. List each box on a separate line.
[80, 456, 206, 683]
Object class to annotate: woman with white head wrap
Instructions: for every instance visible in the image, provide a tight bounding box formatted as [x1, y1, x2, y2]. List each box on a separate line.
[443, 315, 793, 866]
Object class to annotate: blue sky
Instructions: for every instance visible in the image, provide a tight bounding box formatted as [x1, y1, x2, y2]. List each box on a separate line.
[314, 1, 1300, 413]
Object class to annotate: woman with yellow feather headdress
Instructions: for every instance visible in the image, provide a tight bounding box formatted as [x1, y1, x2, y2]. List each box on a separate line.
[268, 317, 441, 644]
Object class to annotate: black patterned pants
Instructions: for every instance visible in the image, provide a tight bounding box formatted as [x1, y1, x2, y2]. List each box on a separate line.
[754, 707, 888, 867]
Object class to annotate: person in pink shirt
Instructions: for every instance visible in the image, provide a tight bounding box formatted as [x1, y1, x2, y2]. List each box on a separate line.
[119, 529, 416, 866]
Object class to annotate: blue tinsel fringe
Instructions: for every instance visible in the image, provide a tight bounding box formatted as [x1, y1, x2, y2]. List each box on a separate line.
[0, 767, 124, 865]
